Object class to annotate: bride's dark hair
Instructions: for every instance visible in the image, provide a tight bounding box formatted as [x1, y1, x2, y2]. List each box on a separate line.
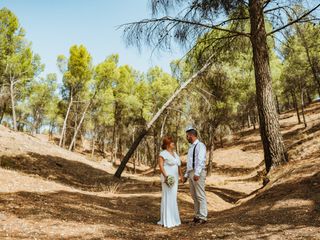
[161, 136, 174, 150]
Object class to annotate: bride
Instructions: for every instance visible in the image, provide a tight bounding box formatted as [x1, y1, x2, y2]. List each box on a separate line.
[157, 136, 183, 228]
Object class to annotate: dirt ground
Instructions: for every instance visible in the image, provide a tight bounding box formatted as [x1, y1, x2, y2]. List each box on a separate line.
[0, 103, 319, 239]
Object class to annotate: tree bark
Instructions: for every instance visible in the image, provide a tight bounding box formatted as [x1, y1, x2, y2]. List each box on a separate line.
[114, 55, 214, 178]
[249, 0, 288, 173]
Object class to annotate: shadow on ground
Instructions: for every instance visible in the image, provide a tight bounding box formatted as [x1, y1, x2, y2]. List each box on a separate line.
[0, 152, 160, 193]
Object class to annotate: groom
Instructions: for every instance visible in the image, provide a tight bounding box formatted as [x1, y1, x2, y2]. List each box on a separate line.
[183, 127, 208, 224]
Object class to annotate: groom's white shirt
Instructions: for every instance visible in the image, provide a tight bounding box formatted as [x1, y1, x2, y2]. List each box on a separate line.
[184, 139, 206, 178]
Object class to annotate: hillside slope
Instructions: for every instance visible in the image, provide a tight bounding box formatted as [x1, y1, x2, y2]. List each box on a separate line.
[0, 103, 319, 239]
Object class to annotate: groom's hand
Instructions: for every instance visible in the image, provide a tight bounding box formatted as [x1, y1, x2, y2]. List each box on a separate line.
[193, 175, 200, 181]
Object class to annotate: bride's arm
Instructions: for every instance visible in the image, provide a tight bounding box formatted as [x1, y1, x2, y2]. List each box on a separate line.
[159, 156, 168, 179]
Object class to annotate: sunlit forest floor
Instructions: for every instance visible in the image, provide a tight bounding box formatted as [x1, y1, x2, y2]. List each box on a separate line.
[0, 103, 319, 239]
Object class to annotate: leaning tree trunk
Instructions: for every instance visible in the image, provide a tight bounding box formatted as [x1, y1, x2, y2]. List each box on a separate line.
[249, 0, 288, 173]
[114, 55, 214, 178]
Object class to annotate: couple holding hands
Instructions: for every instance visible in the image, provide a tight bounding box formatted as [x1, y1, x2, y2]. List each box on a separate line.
[157, 127, 208, 228]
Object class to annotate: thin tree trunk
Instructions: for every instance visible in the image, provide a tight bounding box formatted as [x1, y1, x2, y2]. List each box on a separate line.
[146, 139, 152, 166]
[253, 112, 257, 130]
[220, 136, 223, 148]
[102, 127, 107, 157]
[247, 113, 251, 128]
[111, 103, 118, 164]
[59, 95, 73, 147]
[276, 95, 281, 114]
[207, 128, 215, 176]
[9, 80, 17, 131]
[153, 130, 159, 174]
[114, 136, 118, 164]
[285, 93, 291, 110]
[249, 0, 288, 173]
[0, 102, 6, 124]
[300, 88, 307, 128]
[118, 126, 123, 158]
[69, 101, 90, 151]
[292, 92, 301, 124]
[114, 54, 214, 178]
[91, 132, 95, 158]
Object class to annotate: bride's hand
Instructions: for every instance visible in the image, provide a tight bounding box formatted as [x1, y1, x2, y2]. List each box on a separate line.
[179, 176, 183, 183]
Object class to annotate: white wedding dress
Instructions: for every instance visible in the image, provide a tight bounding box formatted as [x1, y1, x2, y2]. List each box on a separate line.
[157, 150, 181, 228]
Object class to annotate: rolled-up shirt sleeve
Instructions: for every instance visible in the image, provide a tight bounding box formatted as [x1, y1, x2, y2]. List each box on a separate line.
[194, 143, 206, 176]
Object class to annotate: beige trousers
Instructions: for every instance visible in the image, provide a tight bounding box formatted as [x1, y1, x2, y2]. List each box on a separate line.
[188, 170, 208, 220]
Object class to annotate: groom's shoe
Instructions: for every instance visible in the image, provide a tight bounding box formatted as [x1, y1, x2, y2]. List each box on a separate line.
[193, 217, 200, 223]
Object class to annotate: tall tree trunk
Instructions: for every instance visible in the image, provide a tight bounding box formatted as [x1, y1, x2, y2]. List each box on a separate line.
[9, 80, 17, 131]
[59, 95, 73, 147]
[114, 55, 214, 178]
[249, 0, 288, 173]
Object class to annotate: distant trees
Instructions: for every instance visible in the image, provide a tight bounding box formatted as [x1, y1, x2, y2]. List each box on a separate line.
[1, 5, 320, 177]
[0, 8, 43, 131]
[27, 73, 59, 135]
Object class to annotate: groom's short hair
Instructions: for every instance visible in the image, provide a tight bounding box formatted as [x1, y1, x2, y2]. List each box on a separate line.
[186, 129, 198, 137]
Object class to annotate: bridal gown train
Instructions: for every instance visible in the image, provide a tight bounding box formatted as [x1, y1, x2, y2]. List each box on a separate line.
[157, 150, 181, 228]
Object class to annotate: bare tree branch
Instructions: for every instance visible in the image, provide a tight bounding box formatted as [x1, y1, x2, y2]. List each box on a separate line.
[121, 16, 250, 38]
[267, 3, 320, 36]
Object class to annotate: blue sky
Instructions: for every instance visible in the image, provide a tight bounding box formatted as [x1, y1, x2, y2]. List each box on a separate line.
[0, 0, 184, 77]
